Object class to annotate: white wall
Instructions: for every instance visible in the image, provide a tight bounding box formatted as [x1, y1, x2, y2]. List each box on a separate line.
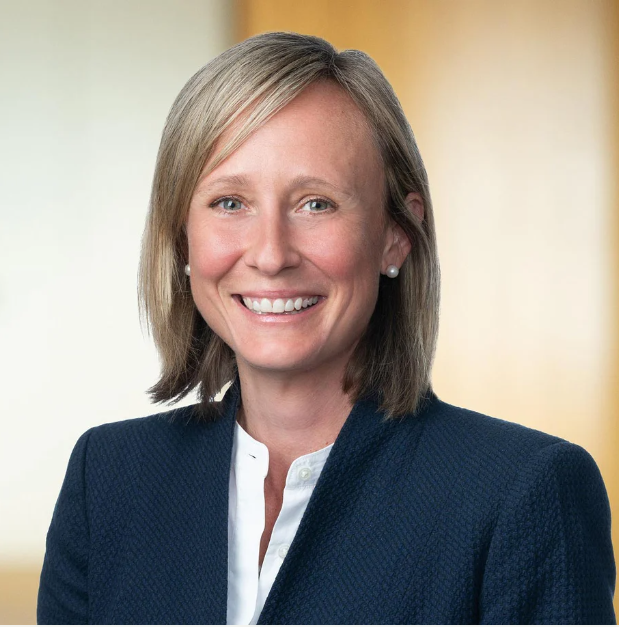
[0, 0, 233, 565]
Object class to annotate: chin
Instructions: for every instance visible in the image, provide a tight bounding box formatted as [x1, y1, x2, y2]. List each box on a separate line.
[236, 345, 318, 373]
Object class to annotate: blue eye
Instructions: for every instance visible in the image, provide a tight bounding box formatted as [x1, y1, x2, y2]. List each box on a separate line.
[211, 197, 243, 212]
[221, 198, 243, 211]
[303, 198, 333, 212]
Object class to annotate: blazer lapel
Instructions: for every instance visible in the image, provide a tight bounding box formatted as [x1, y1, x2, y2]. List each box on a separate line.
[258, 391, 446, 625]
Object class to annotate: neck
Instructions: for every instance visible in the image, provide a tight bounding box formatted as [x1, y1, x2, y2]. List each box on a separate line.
[235, 358, 354, 477]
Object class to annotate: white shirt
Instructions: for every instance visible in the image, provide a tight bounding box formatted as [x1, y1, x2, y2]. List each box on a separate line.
[227, 422, 333, 625]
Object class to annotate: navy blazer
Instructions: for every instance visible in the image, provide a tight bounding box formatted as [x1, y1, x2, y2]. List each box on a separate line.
[38, 380, 616, 624]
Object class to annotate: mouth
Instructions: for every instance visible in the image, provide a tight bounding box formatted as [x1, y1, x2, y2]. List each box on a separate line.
[234, 295, 322, 315]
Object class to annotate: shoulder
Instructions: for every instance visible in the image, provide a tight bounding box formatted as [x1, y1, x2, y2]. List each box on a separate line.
[62, 400, 237, 524]
[71, 401, 234, 480]
[81, 404, 208, 452]
[402, 394, 606, 511]
[439, 400, 618, 624]
[420, 394, 571, 464]
[88, 403, 209, 438]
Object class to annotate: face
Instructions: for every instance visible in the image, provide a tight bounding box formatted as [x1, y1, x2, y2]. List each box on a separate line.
[186, 80, 414, 379]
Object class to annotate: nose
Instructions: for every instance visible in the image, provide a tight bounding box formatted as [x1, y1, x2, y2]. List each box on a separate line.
[243, 209, 302, 275]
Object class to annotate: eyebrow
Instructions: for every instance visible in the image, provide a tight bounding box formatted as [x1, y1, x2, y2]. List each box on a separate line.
[198, 173, 355, 199]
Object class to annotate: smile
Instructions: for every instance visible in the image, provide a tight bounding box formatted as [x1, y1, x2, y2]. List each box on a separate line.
[239, 295, 320, 315]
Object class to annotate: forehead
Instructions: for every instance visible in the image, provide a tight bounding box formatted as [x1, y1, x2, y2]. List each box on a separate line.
[279, 79, 376, 144]
[200, 80, 384, 196]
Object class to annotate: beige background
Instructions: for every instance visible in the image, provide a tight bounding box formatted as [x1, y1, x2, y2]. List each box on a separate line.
[1, 0, 617, 622]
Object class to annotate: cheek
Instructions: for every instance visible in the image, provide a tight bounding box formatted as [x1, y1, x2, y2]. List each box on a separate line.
[304, 218, 383, 280]
[187, 218, 242, 281]
[186, 216, 242, 336]
[312, 244, 362, 279]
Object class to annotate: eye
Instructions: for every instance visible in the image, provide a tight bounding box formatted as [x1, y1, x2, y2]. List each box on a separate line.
[210, 196, 244, 213]
[301, 198, 335, 213]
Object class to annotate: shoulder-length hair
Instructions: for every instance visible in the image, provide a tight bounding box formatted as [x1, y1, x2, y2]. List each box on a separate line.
[139, 31, 440, 420]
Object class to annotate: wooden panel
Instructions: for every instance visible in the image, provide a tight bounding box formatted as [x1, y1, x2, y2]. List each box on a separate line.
[236, 0, 432, 121]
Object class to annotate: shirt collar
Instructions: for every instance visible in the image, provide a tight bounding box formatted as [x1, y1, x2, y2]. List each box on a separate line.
[233, 420, 333, 489]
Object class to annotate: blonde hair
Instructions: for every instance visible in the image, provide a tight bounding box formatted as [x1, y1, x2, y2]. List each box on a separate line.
[139, 31, 440, 420]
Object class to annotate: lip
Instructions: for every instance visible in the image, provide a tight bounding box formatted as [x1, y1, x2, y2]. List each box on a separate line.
[233, 291, 324, 299]
[232, 294, 324, 321]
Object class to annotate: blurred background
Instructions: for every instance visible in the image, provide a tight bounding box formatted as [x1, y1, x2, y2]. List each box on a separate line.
[1, 0, 617, 622]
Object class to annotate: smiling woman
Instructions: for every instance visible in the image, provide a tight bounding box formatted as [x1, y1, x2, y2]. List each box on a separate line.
[139, 35, 435, 424]
[185, 79, 415, 398]
[37, 32, 615, 625]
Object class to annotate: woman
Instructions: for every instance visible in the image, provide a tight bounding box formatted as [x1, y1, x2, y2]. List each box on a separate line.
[38, 32, 615, 624]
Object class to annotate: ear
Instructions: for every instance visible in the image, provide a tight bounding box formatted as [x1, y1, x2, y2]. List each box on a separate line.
[406, 191, 424, 222]
[382, 219, 412, 272]
[381, 192, 421, 272]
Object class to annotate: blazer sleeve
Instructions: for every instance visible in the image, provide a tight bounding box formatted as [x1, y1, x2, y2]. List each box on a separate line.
[479, 440, 616, 624]
[38, 429, 93, 625]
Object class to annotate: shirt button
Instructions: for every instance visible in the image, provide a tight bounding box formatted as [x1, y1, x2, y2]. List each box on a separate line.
[277, 544, 290, 559]
[298, 467, 312, 481]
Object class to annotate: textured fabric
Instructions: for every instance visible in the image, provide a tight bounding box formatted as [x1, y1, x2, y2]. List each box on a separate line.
[227, 422, 333, 624]
[38, 379, 616, 624]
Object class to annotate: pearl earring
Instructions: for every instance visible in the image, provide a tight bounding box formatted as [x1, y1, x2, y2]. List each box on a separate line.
[386, 265, 399, 278]
[184, 264, 191, 276]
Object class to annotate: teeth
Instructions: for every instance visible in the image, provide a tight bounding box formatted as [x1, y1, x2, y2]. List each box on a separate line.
[241, 295, 321, 314]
